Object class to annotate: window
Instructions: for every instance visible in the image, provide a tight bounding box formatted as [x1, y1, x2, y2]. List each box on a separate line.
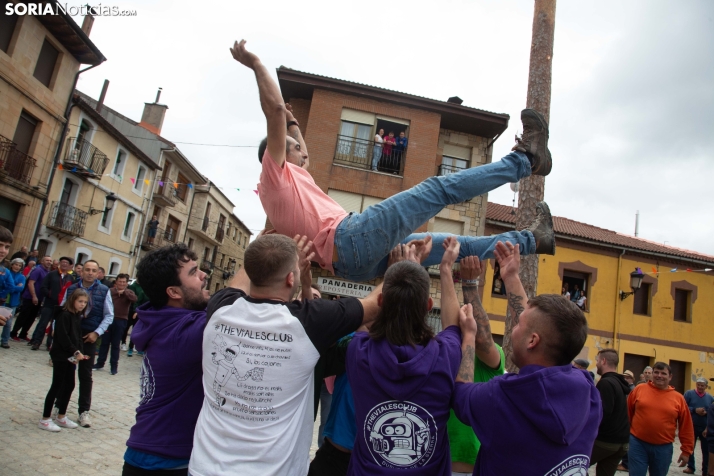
[238, 231, 242, 244]
[623, 353, 651, 380]
[37, 239, 51, 258]
[13, 111, 38, 155]
[491, 260, 507, 296]
[0, 11, 18, 53]
[176, 173, 189, 201]
[76, 252, 88, 265]
[440, 155, 469, 176]
[165, 215, 180, 243]
[668, 360, 688, 394]
[673, 288, 691, 322]
[215, 283, 220, 293]
[632, 282, 651, 315]
[122, 212, 136, 240]
[109, 262, 120, 276]
[216, 214, 226, 241]
[204, 247, 210, 261]
[243, 236, 247, 248]
[433, 217, 463, 235]
[100, 196, 115, 230]
[112, 148, 127, 178]
[133, 165, 147, 193]
[327, 189, 383, 214]
[202, 203, 211, 231]
[0, 196, 20, 232]
[219, 254, 224, 267]
[188, 238, 194, 251]
[561, 270, 590, 311]
[33, 38, 60, 88]
[425, 308, 442, 333]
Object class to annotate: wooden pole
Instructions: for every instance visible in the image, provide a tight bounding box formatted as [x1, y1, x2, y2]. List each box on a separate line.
[503, 0, 556, 373]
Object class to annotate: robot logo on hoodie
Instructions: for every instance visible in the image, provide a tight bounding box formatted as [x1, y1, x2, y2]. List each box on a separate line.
[364, 400, 436, 468]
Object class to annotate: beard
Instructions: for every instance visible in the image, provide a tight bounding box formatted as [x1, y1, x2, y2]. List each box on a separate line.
[181, 285, 209, 311]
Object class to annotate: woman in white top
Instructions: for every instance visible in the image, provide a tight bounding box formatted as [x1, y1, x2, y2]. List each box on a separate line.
[562, 286, 571, 301]
[576, 291, 587, 310]
[371, 128, 384, 171]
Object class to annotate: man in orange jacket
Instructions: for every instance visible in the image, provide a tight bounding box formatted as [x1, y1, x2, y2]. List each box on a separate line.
[627, 361, 694, 476]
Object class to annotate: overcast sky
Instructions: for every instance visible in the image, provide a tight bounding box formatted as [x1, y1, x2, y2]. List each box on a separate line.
[73, 0, 714, 257]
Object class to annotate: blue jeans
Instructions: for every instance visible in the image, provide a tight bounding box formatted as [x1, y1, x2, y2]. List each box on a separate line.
[688, 425, 709, 473]
[96, 319, 128, 372]
[1, 307, 17, 345]
[628, 434, 673, 476]
[371, 145, 382, 170]
[333, 151, 535, 281]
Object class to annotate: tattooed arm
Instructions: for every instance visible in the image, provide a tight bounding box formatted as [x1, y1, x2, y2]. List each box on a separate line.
[493, 241, 528, 324]
[460, 256, 501, 369]
[456, 304, 477, 383]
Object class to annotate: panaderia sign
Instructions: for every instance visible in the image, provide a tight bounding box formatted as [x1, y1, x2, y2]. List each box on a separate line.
[317, 277, 375, 298]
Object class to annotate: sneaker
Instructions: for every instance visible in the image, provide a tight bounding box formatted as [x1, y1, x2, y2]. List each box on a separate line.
[121, 343, 127, 351]
[10, 337, 20, 342]
[137, 351, 144, 356]
[526, 201, 556, 255]
[512, 108, 552, 176]
[31, 343, 39, 351]
[127, 349, 133, 357]
[38, 419, 61, 432]
[78, 411, 91, 428]
[23, 337, 31, 342]
[1, 343, 9, 349]
[55, 417, 79, 429]
[51, 407, 59, 421]
[92, 364, 104, 370]
[110, 370, 118, 375]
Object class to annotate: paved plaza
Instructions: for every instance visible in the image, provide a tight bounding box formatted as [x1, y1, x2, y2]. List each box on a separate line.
[0, 326, 695, 476]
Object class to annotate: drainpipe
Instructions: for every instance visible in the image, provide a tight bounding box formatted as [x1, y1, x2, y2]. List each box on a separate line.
[613, 249, 626, 358]
[31, 63, 102, 248]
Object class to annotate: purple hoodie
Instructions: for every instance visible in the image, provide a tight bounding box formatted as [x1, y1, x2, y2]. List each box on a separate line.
[125, 303, 206, 460]
[346, 326, 462, 475]
[452, 364, 602, 475]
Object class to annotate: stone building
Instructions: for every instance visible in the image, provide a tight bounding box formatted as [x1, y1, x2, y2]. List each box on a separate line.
[277, 68, 509, 309]
[0, 9, 104, 252]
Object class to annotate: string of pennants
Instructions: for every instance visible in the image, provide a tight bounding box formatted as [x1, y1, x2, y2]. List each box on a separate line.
[56, 163, 259, 194]
[640, 266, 713, 277]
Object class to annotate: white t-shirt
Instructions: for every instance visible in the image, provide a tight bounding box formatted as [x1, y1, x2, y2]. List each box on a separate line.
[374, 134, 383, 147]
[577, 296, 586, 308]
[188, 288, 363, 476]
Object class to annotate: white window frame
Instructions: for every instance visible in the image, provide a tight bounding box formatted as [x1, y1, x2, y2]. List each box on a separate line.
[98, 197, 116, 235]
[132, 164, 147, 196]
[111, 146, 128, 182]
[108, 258, 122, 277]
[75, 247, 92, 265]
[73, 113, 97, 149]
[60, 174, 83, 206]
[121, 209, 136, 242]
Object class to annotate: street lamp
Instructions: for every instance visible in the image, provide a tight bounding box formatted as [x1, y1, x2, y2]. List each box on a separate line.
[619, 268, 645, 300]
[89, 192, 117, 215]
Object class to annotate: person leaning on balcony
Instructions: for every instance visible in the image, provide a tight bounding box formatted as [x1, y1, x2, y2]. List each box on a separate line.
[147, 215, 159, 245]
[627, 361, 694, 476]
[395, 131, 408, 165]
[233, 39, 555, 283]
[371, 128, 384, 171]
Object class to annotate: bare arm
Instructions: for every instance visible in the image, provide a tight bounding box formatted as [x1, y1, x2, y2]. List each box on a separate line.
[293, 235, 316, 300]
[230, 40, 286, 167]
[439, 237, 460, 329]
[494, 241, 528, 325]
[460, 256, 501, 368]
[456, 304, 477, 383]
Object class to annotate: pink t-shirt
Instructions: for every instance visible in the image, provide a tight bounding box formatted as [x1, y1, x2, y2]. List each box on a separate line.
[258, 151, 349, 273]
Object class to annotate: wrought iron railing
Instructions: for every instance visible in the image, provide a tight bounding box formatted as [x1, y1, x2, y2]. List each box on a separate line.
[334, 134, 404, 175]
[0, 134, 36, 184]
[141, 225, 178, 249]
[46, 202, 88, 236]
[64, 136, 109, 177]
[425, 308, 442, 334]
[437, 163, 467, 176]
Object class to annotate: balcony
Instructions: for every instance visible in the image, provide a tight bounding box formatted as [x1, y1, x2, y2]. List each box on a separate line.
[63, 137, 109, 178]
[334, 135, 403, 175]
[46, 202, 88, 237]
[215, 226, 224, 243]
[188, 215, 222, 246]
[140, 225, 178, 251]
[153, 182, 177, 207]
[0, 134, 37, 185]
[437, 163, 466, 176]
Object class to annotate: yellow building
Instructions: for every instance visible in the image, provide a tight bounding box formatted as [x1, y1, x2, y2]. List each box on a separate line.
[483, 202, 714, 393]
[0, 10, 104, 251]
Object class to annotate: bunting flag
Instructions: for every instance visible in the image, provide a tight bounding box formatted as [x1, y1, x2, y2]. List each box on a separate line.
[651, 266, 657, 274]
[671, 268, 677, 272]
[71, 167, 77, 172]
[144, 179, 150, 185]
[253, 190, 259, 195]
[173, 182, 178, 189]
[158, 181, 164, 186]
[117, 175, 122, 181]
[236, 188, 240, 191]
[58, 164, 63, 170]
[686, 268, 692, 272]
[130, 177, 136, 184]
[187, 184, 193, 189]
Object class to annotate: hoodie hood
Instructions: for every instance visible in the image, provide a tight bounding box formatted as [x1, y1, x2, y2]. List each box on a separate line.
[132, 301, 204, 350]
[367, 334, 442, 401]
[500, 364, 600, 445]
[601, 371, 632, 395]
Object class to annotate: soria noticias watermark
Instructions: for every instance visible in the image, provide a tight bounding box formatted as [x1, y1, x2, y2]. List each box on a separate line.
[5, 3, 138, 17]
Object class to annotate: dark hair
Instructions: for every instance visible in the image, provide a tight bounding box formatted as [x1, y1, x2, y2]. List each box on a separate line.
[529, 294, 588, 366]
[369, 261, 433, 347]
[653, 361, 672, 375]
[0, 226, 13, 244]
[59, 256, 74, 265]
[115, 273, 130, 281]
[597, 348, 619, 367]
[136, 243, 198, 308]
[98, 267, 106, 273]
[257, 136, 293, 164]
[64, 288, 90, 318]
[244, 235, 297, 287]
[83, 259, 99, 268]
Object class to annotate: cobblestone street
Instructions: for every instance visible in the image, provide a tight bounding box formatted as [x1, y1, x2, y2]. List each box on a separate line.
[0, 328, 694, 476]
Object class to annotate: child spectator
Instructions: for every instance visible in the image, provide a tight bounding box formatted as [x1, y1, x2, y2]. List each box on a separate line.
[38, 289, 90, 431]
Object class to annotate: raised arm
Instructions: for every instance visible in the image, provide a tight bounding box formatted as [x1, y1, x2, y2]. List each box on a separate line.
[493, 241, 528, 325]
[230, 40, 286, 167]
[439, 237, 461, 330]
[293, 235, 316, 300]
[460, 256, 501, 369]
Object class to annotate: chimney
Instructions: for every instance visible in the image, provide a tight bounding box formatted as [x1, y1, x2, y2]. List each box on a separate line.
[139, 88, 168, 135]
[96, 79, 109, 113]
[447, 96, 463, 105]
[81, 12, 95, 36]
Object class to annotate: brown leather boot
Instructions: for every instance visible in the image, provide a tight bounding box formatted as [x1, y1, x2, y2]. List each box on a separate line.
[512, 109, 552, 176]
[526, 201, 556, 255]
